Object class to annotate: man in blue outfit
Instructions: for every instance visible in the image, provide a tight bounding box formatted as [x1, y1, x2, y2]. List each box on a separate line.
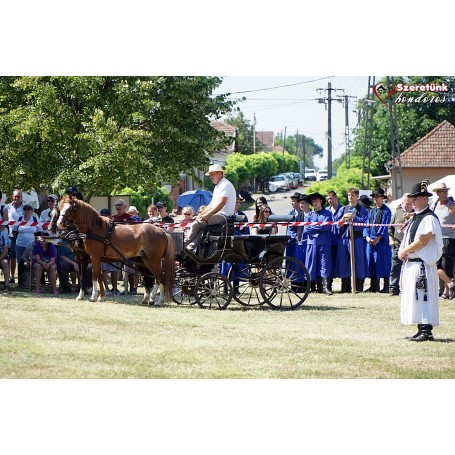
[335, 187, 369, 293]
[364, 188, 392, 293]
[304, 192, 333, 295]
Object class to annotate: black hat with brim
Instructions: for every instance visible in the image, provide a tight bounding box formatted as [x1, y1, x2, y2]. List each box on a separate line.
[359, 195, 373, 207]
[306, 192, 326, 207]
[290, 192, 301, 200]
[409, 180, 433, 198]
[370, 188, 386, 198]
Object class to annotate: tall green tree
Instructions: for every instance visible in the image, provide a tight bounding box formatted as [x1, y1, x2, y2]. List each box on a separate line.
[0, 76, 235, 202]
[274, 133, 323, 169]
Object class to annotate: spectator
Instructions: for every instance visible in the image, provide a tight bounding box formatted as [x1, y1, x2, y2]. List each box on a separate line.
[326, 190, 344, 293]
[251, 204, 277, 235]
[1, 228, 10, 291]
[253, 196, 268, 222]
[364, 188, 392, 293]
[303, 192, 333, 295]
[359, 195, 373, 212]
[388, 193, 414, 296]
[147, 204, 159, 221]
[181, 206, 195, 241]
[33, 236, 58, 295]
[156, 201, 174, 231]
[57, 239, 79, 293]
[220, 195, 250, 294]
[67, 186, 84, 201]
[430, 182, 455, 300]
[127, 206, 141, 221]
[294, 195, 310, 288]
[111, 199, 133, 296]
[12, 202, 40, 287]
[3, 189, 25, 284]
[39, 194, 59, 237]
[335, 187, 369, 293]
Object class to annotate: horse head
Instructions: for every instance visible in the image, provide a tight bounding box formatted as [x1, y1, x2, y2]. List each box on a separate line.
[56, 196, 77, 231]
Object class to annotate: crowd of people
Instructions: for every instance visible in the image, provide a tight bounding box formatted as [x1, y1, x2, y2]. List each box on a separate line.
[1, 175, 453, 342]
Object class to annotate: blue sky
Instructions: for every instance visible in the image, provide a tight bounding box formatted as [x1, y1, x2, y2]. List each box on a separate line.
[217, 76, 372, 169]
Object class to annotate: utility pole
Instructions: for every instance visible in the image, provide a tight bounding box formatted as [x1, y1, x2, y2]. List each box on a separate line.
[302, 134, 306, 182]
[282, 126, 287, 155]
[337, 94, 357, 169]
[317, 83, 343, 179]
[253, 112, 256, 154]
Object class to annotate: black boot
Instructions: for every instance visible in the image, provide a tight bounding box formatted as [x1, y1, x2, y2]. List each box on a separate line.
[405, 324, 422, 340]
[409, 324, 434, 342]
[355, 278, 364, 293]
[327, 278, 333, 293]
[380, 277, 390, 293]
[316, 277, 323, 294]
[365, 277, 380, 292]
[340, 277, 351, 293]
[322, 278, 333, 295]
[310, 281, 316, 293]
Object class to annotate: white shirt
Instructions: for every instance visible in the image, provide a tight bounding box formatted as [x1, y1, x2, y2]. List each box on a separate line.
[212, 177, 236, 216]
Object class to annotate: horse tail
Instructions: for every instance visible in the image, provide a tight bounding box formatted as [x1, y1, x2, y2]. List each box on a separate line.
[164, 232, 176, 300]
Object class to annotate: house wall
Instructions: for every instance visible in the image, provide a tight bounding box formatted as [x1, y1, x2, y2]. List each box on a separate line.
[399, 168, 455, 195]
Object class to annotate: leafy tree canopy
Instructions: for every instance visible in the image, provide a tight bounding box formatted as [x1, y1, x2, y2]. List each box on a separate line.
[0, 76, 235, 201]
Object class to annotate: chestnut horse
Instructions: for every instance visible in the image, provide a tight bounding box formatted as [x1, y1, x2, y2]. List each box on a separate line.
[54, 197, 175, 305]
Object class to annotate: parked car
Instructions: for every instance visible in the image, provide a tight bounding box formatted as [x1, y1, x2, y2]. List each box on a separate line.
[291, 172, 303, 186]
[283, 172, 299, 189]
[268, 174, 291, 192]
[317, 169, 328, 181]
[304, 168, 317, 181]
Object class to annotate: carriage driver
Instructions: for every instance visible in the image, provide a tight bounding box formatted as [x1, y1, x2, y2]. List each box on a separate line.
[185, 164, 237, 252]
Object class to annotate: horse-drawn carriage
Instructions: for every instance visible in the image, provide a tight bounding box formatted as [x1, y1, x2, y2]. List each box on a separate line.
[52, 198, 311, 310]
[170, 214, 311, 310]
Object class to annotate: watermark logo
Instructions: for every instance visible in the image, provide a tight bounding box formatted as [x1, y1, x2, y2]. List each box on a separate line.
[374, 82, 449, 107]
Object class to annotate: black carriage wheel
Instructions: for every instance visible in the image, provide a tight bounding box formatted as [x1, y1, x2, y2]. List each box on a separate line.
[227, 263, 266, 307]
[259, 256, 310, 310]
[172, 269, 198, 306]
[195, 272, 232, 310]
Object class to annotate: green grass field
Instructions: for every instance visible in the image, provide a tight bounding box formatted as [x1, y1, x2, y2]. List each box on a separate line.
[1, 286, 454, 379]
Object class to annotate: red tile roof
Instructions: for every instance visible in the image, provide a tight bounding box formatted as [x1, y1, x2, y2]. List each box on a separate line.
[210, 120, 236, 137]
[399, 120, 455, 167]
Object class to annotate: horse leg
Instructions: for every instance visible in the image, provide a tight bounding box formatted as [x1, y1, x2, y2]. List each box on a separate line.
[90, 259, 101, 302]
[142, 273, 154, 305]
[76, 253, 88, 301]
[150, 283, 160, 305]
[157, 283, 166, 306]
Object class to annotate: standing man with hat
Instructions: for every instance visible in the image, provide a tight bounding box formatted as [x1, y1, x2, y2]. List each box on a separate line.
[430, 182, 455, 299]
[185, 164, 236, 251]
[335, 187, 369, 293]
[303, 192, 333, 295]
[155, 201, 174, 232]
[364, 188, 392, 293]
[399, 180, 443, 341]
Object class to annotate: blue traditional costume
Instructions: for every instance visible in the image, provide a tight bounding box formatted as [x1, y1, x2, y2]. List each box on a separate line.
[335, 202, 368, 292]
[364, 188, 392, 292]
[304, 193, 333, 294]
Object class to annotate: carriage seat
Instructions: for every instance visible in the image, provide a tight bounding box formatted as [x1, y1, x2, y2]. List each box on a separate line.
[238, 235, 291, 261]
[203, 215, 245, 238]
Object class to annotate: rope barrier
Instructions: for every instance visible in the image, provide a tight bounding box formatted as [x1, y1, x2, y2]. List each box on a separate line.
[1, 219, 454, 229]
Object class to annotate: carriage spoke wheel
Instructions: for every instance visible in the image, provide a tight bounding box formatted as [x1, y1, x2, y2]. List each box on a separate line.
[259, 256, 310, 310]
[227, 263, 266, 307]
[195, 272, 232, 310]
[172, 270, 198, 305]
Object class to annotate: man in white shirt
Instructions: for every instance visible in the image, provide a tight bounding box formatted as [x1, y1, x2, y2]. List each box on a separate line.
[185, 164, 236, 251]
[399, 180, 443, 342]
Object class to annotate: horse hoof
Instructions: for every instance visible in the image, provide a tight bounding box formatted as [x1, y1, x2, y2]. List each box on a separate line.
[76, 296, 84, 301]
[97, 297, 105, 302]
[89, 297, 96, 302]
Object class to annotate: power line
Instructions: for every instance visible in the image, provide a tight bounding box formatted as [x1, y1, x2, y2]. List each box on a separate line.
[215, 76, 334, 95]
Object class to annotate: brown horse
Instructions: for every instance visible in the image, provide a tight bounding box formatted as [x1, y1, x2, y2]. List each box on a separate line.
[54, 196, 175, 304]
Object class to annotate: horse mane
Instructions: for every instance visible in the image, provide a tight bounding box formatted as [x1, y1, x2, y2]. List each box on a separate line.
[62, 196, 108, 232]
